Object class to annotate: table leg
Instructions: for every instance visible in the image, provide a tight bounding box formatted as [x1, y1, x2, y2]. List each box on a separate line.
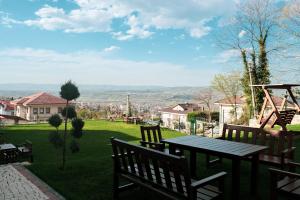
[169, 144, 176, 155]
[251, 153, 259, 196]
[190, 151, 197, 178]
[232, 158, 241, 200]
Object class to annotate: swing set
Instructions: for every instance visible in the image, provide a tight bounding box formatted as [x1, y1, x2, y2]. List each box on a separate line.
[252, 84, 300, 131]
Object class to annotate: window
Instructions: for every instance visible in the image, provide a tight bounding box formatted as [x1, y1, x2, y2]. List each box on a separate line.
[39, 108, 44, 114]
[58, 107, 62, 113]
[33, 108, 38, 114]
[46, 107, 50, 114]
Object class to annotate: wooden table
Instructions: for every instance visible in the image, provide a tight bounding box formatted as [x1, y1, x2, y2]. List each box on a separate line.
[163, 135, 268, 200]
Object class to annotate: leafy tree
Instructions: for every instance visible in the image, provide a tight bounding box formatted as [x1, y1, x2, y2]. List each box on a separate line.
[187, 112, 207, 122]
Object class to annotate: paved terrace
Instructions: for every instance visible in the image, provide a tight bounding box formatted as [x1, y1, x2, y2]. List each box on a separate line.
[0, 164, 64, 200]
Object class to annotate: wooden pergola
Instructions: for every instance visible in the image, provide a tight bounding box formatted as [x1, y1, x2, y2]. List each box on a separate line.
[251, 84, 300, 130]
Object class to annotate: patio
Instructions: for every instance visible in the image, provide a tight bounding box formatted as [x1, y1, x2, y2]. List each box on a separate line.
[0, 164, 64, 200]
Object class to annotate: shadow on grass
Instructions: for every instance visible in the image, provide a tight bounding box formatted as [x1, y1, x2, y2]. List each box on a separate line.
[1, 127, 300, 200]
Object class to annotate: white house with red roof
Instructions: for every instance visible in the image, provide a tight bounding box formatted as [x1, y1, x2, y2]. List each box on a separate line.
[0, 100, 15, 116]
[159, 103, 204, 131]
[12, 92, 67, 121]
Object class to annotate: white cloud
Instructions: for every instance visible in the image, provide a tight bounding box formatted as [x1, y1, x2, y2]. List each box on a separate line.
[238, 30, 246, 38]
[103, 45, 120, 52]
[0, 48, 218, 86]
[8, 0, 238, 39]
[214, 49, 240, 63]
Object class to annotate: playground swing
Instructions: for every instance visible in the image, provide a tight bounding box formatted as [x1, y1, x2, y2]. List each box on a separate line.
[252, 84, 300, 131]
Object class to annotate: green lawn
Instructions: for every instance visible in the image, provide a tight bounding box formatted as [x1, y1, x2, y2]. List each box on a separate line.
[1, 120, 300, 200]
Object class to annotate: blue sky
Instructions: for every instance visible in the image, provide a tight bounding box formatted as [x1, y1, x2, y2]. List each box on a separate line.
[0, 0, 295, 86]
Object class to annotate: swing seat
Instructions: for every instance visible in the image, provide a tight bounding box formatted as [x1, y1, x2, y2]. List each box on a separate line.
[275, 109, 297, 126]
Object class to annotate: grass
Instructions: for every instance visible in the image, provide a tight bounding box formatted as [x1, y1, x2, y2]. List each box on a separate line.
[1, 120, 300, 200]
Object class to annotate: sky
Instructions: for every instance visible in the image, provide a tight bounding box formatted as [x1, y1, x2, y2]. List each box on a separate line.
[0, 0, 296, 86]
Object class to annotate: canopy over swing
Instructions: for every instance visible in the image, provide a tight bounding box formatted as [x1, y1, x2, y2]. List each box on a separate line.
[251, 84, 300, 131]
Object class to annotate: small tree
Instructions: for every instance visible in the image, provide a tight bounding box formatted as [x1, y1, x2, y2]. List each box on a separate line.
[48, 81, 85, 170]
[212, 72, 242, 123]
[195, 89, 214, 122]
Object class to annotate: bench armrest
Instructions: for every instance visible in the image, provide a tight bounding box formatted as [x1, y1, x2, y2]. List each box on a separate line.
[269, 168, 300, 179]
[190, 171, 227, 189]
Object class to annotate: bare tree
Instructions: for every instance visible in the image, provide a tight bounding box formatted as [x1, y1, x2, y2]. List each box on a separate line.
[282, 0, 300, 38]
[211, 71, 242, 122]
[195, 89, 214, 122]
[216, 0, 287, 113]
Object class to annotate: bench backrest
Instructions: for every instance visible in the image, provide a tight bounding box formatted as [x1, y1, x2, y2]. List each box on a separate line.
[140, 125, 164, 150]
[222, 124, 294, 156]
[111, 138, 191, 199]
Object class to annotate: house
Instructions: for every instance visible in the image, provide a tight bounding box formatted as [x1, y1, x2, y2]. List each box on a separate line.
[12, 92, 68, 121]
[215, 96, 297, 126]
[159, 103, 204, 131]
[0, 100, 15, 116]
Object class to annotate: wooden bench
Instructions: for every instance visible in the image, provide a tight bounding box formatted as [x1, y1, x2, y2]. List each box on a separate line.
[111, 138, 227, 200]
[207, 124, 296, 169]
[269, 162, 300, 200]
[17, 140, 33, 162]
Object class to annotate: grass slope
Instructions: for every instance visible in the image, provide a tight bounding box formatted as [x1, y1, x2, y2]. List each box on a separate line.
[1, 120, 300, 200]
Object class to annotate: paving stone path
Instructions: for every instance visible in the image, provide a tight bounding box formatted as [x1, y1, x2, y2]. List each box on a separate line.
[0, 164, 64, 200]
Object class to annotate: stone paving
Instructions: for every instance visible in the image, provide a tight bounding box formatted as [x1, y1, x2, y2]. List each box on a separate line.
[0, 164, 64, 200]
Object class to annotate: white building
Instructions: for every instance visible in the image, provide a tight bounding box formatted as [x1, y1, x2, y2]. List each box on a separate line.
[12, 92, 68, 121]
[0, 100, 14, 116]
[159, 103, 204, 131]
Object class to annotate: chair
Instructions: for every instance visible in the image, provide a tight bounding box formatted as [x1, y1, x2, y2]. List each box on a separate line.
[269, 162, 300, 200]
[140, 125, 182, 155]
[17, 140, 33, 162]
[0, 149, 19, 164]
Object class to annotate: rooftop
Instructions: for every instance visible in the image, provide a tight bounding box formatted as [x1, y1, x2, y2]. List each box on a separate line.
[12, 92, 67, 106]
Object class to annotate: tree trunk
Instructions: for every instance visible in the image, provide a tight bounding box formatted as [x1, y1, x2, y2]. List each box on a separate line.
[62, 100, 69, 170]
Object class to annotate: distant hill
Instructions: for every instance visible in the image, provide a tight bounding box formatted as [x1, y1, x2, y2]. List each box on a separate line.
[0, 83, 211, 106]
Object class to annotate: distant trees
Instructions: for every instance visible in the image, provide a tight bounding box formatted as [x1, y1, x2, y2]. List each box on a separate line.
[48, 80, 84, 170]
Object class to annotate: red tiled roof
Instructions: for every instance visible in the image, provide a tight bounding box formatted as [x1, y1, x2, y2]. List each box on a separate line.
[215, 96, 295, 107]
[13, 92, 67, 106]
[0, 100, 15, 111]
[159, 103, 202, 114]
